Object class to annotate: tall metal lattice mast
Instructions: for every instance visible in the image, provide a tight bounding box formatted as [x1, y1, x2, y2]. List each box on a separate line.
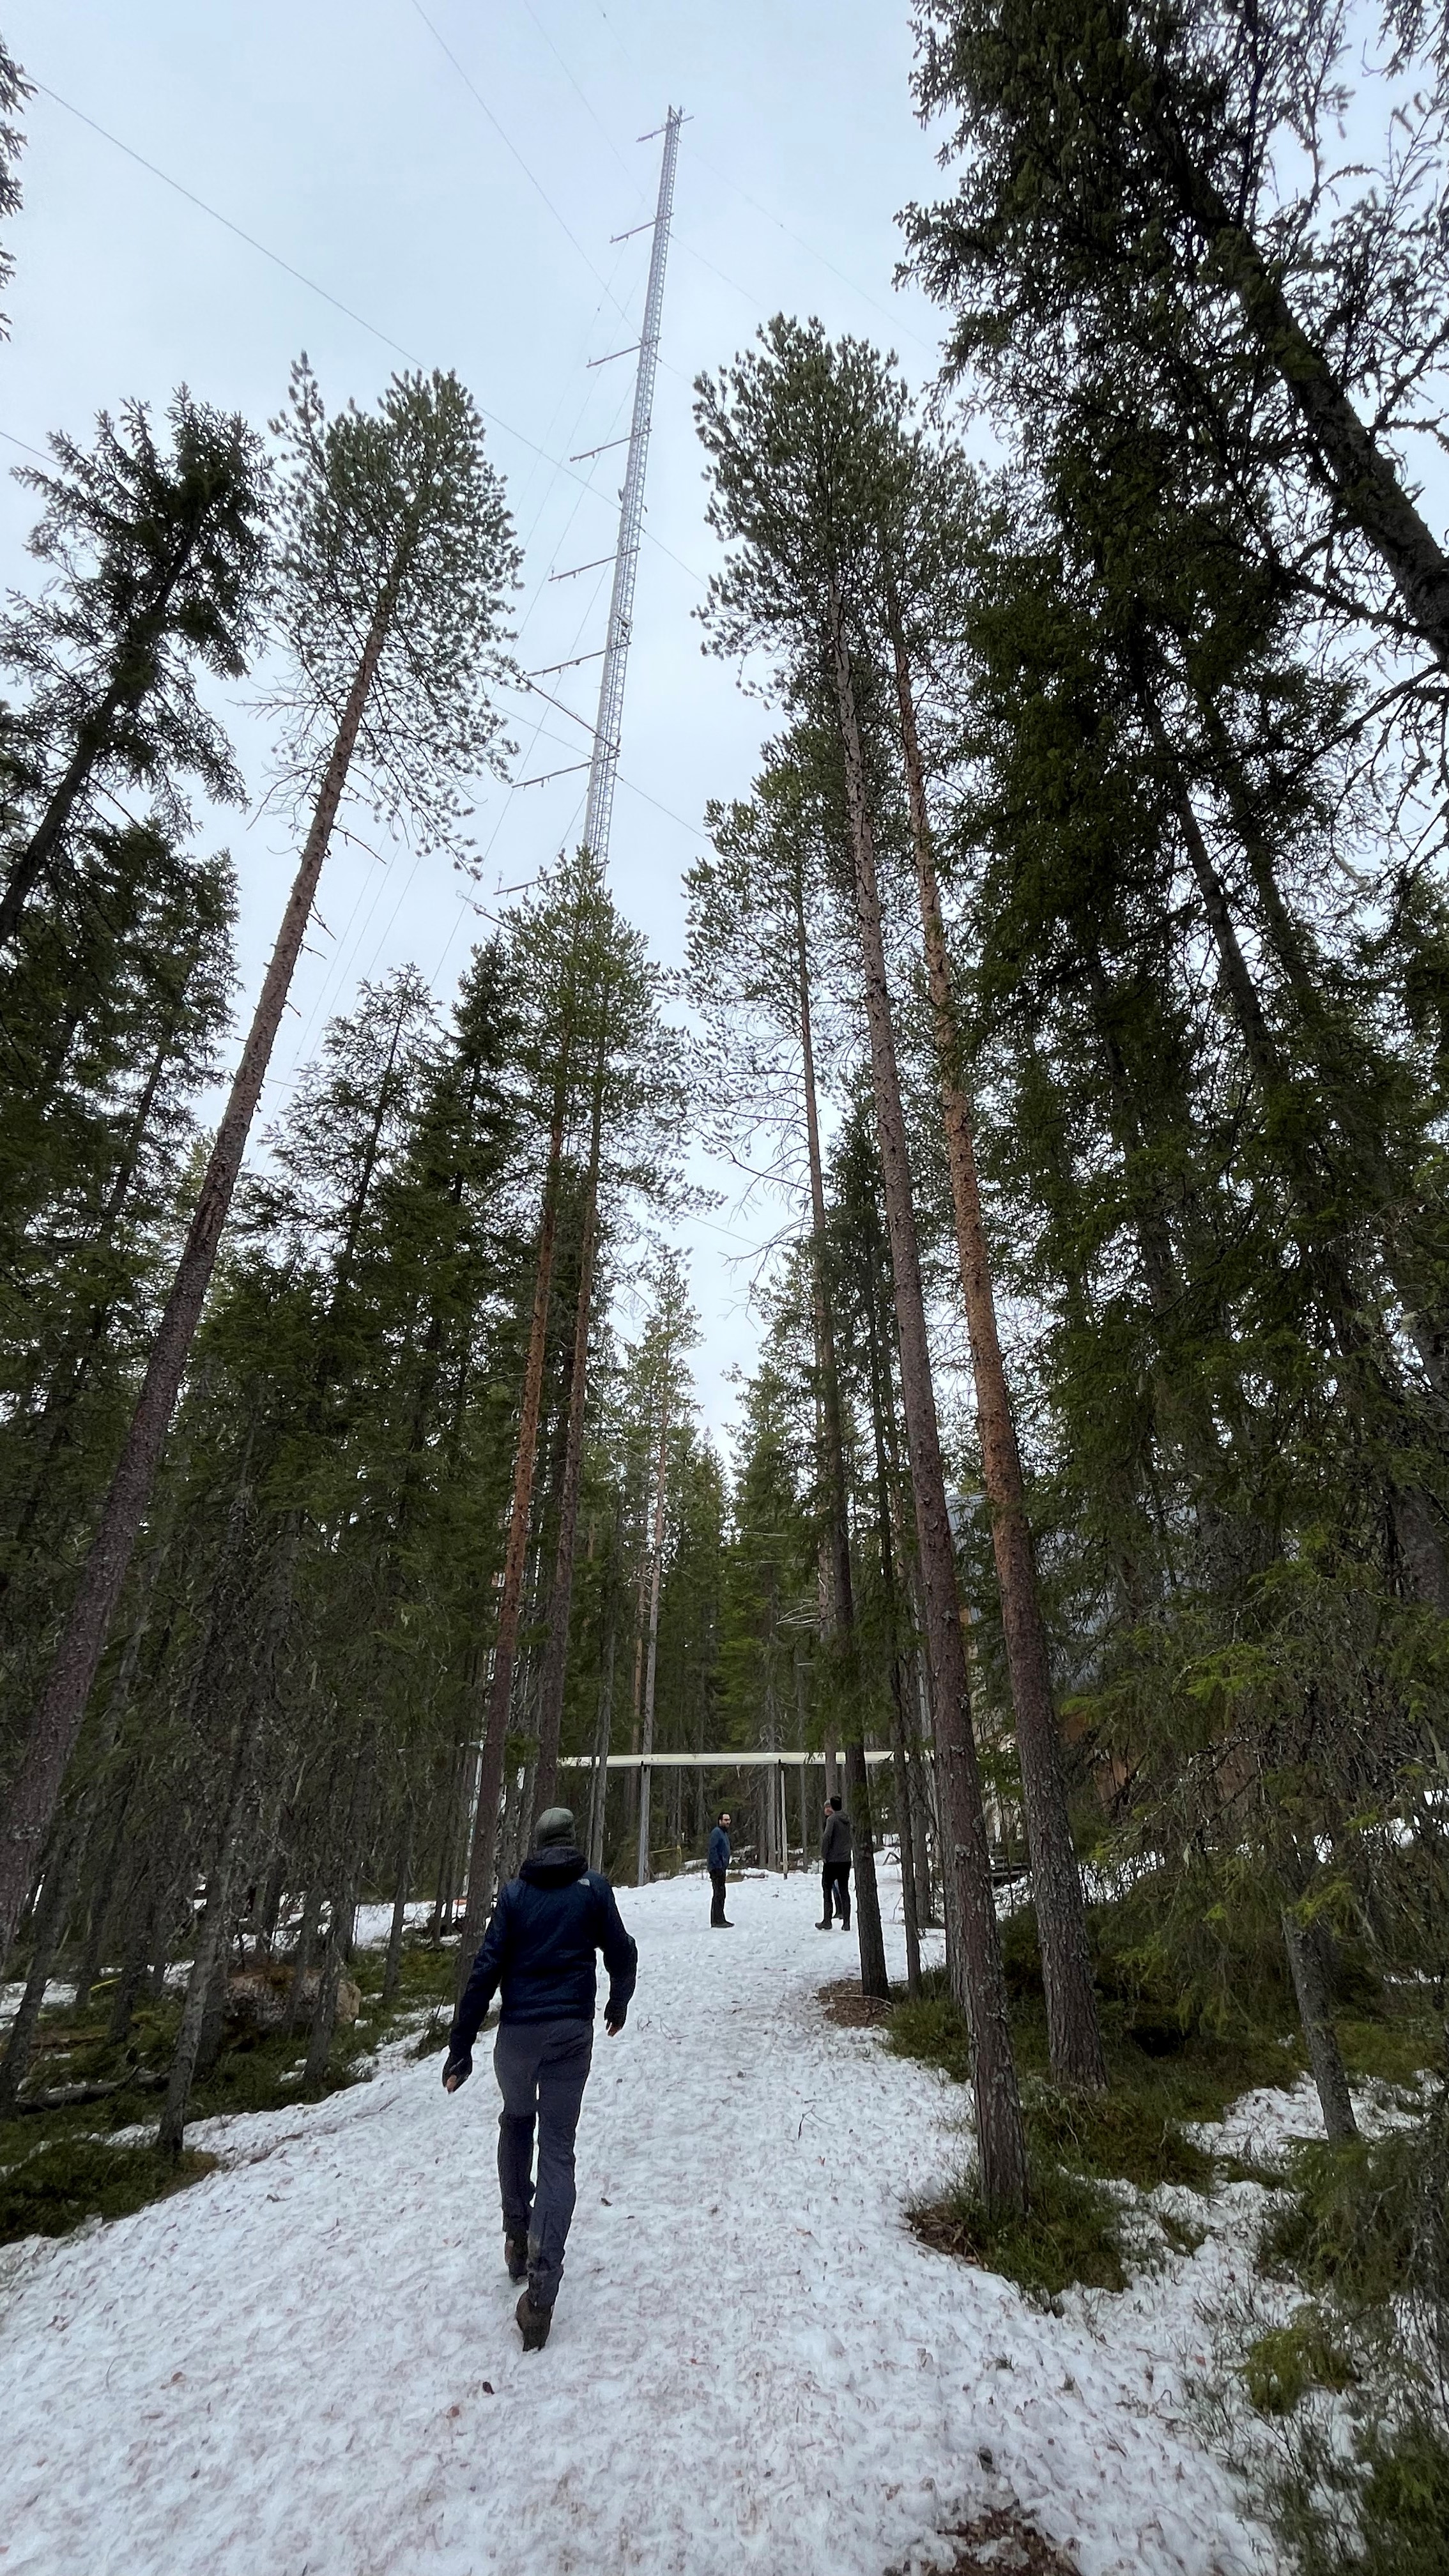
[582, 106, 683, 868]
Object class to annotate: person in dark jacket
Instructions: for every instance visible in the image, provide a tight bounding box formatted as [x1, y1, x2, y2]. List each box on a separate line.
[818, 1794, 852, 1929]
[443, 1805, 636, 2350]
[707, 1811, 733, 1928]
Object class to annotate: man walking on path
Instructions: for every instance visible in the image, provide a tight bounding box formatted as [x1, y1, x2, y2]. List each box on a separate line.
[707, 1811, 733, 1928]
[818, 1795, 852, 1930]
[443, 1805, 636, 2351]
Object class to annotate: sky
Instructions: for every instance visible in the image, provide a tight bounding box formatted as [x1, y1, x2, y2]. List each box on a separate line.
[1, 0, 954, 1446]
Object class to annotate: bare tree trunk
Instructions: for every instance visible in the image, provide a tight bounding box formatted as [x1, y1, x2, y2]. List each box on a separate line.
[194, 1938, 233, 2083]
[0, 1819, 83, 2113]
[532, 1051, 606, 1822]
[107, 1853, 162, 2046]
[1282, 1909, 1358, 2145]
[157, 1699, 260, 2154]
[793, 864, 889, 2000]
[455, 1073, 571, 1994]
[304, 1733, 374, 2094]
[0, 594, 397, 1967]
[635, 1362, 672, 1889]
[588, 1514, 622, 1873]
[827, 582, 1027, 2211]
[888, 1694, 923, 1997]
[73, 1775, 132, 2018]
[889, 599, 1105, 2092]
[381, 1807, 413, 2008]
[843, 1741, 889, 1989]
[282, 1883, 324, 2038]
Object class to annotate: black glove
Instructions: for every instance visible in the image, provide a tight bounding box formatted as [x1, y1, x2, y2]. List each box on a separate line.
[441, 2047, 472, 2092]
[604, 2000, 627, 2033]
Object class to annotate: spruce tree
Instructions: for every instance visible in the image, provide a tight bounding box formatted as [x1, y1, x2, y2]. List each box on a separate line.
[0, 392, 268, 947]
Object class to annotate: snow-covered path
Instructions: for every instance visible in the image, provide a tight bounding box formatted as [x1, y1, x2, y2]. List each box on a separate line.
[0, 1868, 1278, 2576]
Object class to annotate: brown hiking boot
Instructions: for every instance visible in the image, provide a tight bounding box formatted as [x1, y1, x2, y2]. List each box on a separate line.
[516, 2289, 553, 2350]
[504, 2232, 528, 2283]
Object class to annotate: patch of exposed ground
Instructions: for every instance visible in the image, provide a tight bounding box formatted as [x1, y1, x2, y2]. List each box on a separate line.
[820, 1976, 895, 2028]
[887, 2507, 1080, 2573]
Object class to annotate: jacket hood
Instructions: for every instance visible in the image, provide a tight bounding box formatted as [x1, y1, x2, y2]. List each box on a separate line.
[519, 1846, 588, 1889]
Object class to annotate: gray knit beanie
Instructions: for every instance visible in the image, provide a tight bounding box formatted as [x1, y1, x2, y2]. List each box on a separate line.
[534, 1805, 576, 1849]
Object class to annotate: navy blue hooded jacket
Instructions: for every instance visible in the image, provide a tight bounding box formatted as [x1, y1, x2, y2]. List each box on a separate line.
[450, 1847, 637, 2054]
[707, 1823, 730, 1873]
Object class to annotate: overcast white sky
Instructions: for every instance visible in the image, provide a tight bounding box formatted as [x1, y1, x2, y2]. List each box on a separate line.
[1, 1, 954, 1443]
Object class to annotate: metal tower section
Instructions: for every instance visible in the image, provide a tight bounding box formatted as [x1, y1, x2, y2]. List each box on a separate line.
[582, 106, 683, 868]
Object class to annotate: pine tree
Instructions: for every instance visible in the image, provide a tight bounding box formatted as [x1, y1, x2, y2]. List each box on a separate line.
[0, 363, 519, 1966]
[696, 315, 1029, 2206]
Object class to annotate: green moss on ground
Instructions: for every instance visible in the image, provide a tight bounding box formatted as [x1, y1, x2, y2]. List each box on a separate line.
[887, 1961, 1264, 2195]
[910, 2150, 1128, 2301]
[0, 2138, 217, 2242]
[880, 1900, 1441, 2299]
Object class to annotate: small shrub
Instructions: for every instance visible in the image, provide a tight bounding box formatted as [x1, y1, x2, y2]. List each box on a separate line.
[910, 2150, 1127, 2301]
[1258, 2129, 1426, 2308]
[1356, 2415, 1449, 2574]
[1264, 2412, 1449, 2576]
[0, 2138, 217, 2244]
[1243, 2306, 1356, 2415]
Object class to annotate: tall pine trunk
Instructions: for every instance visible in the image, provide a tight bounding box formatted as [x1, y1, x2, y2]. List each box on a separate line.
[889, 596, 1104, 2091]
[532, 1045, 606, 1823]
[634, 1358, 672, 1887]
[0, 591, 397, 1968]
[827, 582, 1027, 2211]
[455, 1071, 570, 1991]
[792, 866, 890, 1998]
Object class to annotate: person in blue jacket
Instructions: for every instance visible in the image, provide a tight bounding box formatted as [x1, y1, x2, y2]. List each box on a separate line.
[443, 1805, 636, 2350]
[707, 1810, 733, 1928]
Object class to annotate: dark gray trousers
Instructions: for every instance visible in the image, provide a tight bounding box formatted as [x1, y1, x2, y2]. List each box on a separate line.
[493, 2016, 594, 2308]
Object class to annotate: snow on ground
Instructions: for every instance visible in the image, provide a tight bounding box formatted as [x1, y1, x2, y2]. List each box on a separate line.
[0, 1865, 1294, 2576]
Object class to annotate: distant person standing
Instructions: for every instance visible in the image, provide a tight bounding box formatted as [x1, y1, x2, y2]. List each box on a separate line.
[707, 1810, 733, 1928]
[818, 1794, 852, 1930]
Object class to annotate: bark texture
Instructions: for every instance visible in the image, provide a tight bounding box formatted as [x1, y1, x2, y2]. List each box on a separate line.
[1282, 1908, 1358, 2146]
[827, 584, 1027, 2210]
[532, 1053, 606, 1823]
[891, 600, 1105, 2090]
[455, 1079, 569, 1993]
